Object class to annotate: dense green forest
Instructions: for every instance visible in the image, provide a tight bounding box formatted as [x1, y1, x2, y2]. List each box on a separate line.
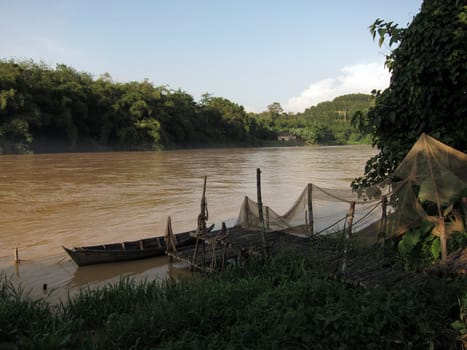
[353, 0, 467, 187]
[259, 94, 374, 145]
[0, 59, 373, 154]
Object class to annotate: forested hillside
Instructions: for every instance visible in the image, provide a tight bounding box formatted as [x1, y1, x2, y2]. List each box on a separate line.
[257, 94, 374, 145]
[0, 59, 372, 154]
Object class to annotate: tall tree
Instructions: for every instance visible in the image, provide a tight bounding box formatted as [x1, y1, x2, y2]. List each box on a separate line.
[267, 102, 284, 117]
[354, 0, 467, 187]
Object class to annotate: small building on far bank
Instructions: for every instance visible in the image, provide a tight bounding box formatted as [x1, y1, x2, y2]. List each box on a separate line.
[277, 132, 297, 142]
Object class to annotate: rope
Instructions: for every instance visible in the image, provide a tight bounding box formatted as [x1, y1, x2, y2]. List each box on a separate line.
[314, 200, 382, 235]
[316, 215, 347, 235]
[353, 201, 382, 227]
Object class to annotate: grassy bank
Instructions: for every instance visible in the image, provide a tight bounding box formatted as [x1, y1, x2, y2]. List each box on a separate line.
[1, 252, 466, 349]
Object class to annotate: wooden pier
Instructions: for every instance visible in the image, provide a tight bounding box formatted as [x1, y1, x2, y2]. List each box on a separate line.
[164, 216, 437, 290]
[166, 224, 309, 273]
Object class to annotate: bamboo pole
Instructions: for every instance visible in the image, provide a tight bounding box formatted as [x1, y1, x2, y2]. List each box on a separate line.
[14, 248, 19, 264]
[307, 184, 314, 235]
[192, 177, 208, 271]
[256, 168, 268, 255]
[165, 216, 175, 261]
[198, 176, 208, 232]
[221, 222, 227, 271]
[379, 196, 387, 248]
[342, 201, 356, 274]
[425, 145, 446, 266]
[244, 196, 250, 225]
[347, 201, 356, 238]
[439, 217, 447, 267]
[265, 206, 270, 230]
[461, 197, 467, 233]
[191, 238, 200, 272]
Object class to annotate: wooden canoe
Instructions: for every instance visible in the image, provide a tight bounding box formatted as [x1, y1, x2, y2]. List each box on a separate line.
[63, 231, 195, 267]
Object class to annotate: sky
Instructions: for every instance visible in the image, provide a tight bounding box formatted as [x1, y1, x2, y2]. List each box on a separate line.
[0, 0, 423, 113]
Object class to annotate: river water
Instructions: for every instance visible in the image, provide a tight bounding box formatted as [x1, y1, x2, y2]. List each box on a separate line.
[0, 145, 376, 303]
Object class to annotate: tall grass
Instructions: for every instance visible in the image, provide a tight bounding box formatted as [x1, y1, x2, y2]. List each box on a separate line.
[1, 253, 466, 349]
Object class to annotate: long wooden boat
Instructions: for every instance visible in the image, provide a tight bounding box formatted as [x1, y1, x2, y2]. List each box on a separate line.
[63, 231, 195, 267]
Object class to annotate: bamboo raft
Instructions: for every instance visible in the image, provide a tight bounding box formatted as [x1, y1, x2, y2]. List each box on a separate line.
[166, 225, 309, 273]
[166, 222, 417, 289]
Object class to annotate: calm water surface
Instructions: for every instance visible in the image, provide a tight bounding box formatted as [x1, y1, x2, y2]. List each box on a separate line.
[0, 145, 376, 302]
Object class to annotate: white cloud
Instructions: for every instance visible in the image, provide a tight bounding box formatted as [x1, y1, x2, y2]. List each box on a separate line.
[285, 62, 390, 113]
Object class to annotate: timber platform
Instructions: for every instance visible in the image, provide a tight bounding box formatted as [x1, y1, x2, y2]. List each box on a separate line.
[166, 225, 309, 273]
[164, 218, 467, 291]
[165, 222, 421, 289]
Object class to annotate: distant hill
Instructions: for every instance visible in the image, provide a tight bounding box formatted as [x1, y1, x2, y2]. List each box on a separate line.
[259, 93, 375, 145]
[299, 93, 374, 122]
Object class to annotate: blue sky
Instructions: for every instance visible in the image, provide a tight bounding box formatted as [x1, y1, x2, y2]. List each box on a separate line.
[0, 0, 422, 113]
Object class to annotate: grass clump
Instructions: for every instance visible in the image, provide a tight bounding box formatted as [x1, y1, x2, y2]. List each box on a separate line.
[1, 254, 466, 349]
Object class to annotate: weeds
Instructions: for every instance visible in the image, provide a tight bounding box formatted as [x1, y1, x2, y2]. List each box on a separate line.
[0, 254, 466, 349]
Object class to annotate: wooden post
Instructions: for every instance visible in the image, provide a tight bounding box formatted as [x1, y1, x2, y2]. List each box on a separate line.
[244, 196, 250, 226]
[307, 184, 314, 235]
[347, 201, 356, 239]
[379, 196, 387, 248]
[256, 168, 268, 254]
[220, 222, 227, 271]
[14, 248, 19, 264]
[165, 216, 176, 261]
[191, 238, 200, 272]
[265, 206, 270, 230]
[461, 197, 467, 230]
[202, 236, 206, 267]
[439, 217, 447, 267]
[210, 239, 217, 270]
[197, 176, 208, 232]
[342, 201, 356, 274]
[192, 177, 209, 271]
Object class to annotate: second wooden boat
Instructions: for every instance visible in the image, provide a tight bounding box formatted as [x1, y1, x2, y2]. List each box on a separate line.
[63, 231, 195, 267]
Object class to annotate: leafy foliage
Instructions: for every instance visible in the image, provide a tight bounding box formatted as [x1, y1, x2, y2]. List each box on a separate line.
[354, 0, 467, 187]
[0, 60, 274, 154]
[388, 191, 467, 271]
[258, 94, 375, 145]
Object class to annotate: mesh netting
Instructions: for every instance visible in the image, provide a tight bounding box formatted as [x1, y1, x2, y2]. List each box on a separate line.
[233, 134, 467, 246]
[235, 184, 384, 237]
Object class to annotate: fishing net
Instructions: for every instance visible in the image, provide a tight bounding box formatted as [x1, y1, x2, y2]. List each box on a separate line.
[234, 134, 467, 246]
[235, 185, 384, 237]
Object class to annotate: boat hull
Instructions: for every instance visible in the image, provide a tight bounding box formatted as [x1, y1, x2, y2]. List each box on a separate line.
[63, 232, 195, 266]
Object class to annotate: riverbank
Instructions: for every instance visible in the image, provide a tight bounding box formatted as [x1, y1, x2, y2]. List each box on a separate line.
[0, 136, 372, 155]
[1, 250, 465, 349]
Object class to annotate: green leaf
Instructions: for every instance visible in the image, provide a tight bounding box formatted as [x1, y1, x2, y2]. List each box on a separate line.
[443, 203, 453, 217]
[405, 229, 420, 250]
[431, 238, 441, 259]
[419, 221, 434, 236]
[451, 320, 466, 331]
[398, 229, 420, 256]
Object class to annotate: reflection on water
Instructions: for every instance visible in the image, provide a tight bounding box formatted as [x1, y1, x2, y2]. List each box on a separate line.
[66, 255, 191, 288]
[0, 145, 376, 302]
[1, 255, 191, 304]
